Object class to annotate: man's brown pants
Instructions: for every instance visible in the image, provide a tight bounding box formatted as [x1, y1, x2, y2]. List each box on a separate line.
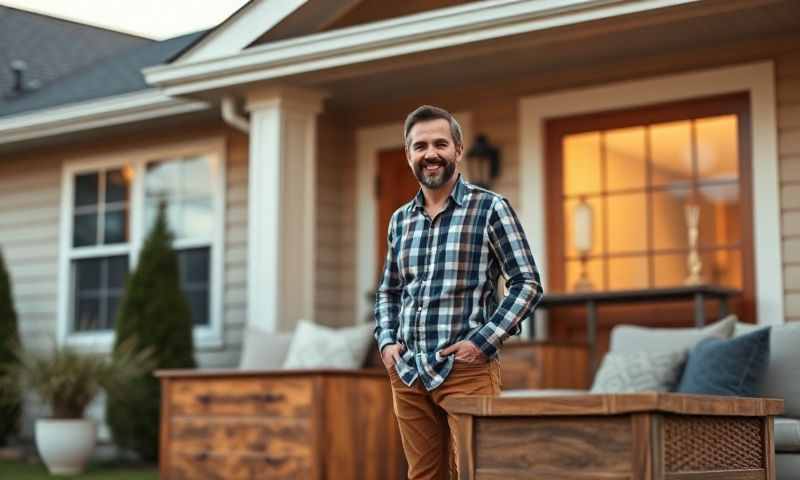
[388, 359, 502, 480]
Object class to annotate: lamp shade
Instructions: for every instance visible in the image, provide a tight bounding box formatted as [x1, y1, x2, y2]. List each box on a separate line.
[573, 199, 593, 253]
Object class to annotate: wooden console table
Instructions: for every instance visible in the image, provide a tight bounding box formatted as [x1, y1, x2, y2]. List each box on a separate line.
[535, 285, 741, 371]
[443, 392, 782, 480]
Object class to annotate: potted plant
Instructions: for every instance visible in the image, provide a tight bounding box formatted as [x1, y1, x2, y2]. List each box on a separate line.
[0, 338, 152, 475]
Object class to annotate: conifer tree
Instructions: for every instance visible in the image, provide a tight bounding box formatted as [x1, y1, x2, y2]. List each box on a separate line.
[0, 247, 21, 446]
[106, 201, 195, 461]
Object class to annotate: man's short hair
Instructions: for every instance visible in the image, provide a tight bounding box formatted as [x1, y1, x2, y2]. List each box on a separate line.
[403, 105, 463, 151]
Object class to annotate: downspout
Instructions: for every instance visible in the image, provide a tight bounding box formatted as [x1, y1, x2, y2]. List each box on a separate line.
[221, 96, 249, 133]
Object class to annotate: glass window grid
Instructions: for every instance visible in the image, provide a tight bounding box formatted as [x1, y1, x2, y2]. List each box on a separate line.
[562, 117, 742, 291]
[68, 156, 214, 333]
[71, 256, 127, 332]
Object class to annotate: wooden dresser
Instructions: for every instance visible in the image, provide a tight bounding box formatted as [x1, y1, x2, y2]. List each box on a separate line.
[156, 369, 406, 480]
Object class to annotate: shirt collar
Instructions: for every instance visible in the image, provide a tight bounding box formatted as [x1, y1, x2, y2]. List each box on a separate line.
[411, 174, 468, 211]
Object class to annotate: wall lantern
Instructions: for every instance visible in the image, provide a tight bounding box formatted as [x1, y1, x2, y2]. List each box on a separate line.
[465, 134, 501, 189]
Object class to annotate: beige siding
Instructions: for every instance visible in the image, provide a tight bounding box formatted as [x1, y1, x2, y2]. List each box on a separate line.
[315, 114, 357, 327]
[778, 51, 800, 322]
[0, 153, 61, 354]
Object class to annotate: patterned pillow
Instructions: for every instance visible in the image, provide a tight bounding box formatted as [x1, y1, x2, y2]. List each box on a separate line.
[590, 350, 687, 394]
[283, 320, 375, 369]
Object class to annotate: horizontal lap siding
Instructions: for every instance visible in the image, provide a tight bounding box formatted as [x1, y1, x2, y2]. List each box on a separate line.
[778, 51, 800, 322]
[0, 153, 61, 354]
[316, 114, 357, 327]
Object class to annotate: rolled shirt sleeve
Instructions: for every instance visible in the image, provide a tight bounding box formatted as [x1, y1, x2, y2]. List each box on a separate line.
[468, 197, 543, 358]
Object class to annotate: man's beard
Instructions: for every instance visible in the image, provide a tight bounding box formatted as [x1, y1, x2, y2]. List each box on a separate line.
[414, 155, 456, 189]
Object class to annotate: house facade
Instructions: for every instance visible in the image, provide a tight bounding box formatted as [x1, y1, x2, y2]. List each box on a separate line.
[1, 0, 799, 436]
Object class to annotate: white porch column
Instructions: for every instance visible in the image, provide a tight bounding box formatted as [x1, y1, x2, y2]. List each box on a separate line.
[245, 86, 325, 332]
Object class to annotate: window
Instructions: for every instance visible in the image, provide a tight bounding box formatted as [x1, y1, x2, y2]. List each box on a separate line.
[546, 94, 753, 301]
[59, 140, 225, 347]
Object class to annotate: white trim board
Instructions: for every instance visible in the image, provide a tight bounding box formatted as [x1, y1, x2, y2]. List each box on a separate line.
[518, 61, 783, 325]
[144, 0, 725, 96]
[0, 90, 208, 145]
[354, 113, 472, 324]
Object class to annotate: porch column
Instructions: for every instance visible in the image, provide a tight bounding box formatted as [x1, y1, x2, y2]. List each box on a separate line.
[245, 86, 325, 332]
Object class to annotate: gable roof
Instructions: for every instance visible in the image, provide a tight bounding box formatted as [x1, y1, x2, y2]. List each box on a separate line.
[0, 30, 206, 118]
[0, 5, 151, 101]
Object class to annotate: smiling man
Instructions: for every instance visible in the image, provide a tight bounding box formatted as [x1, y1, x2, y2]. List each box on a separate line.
[374, 105, 544, 479]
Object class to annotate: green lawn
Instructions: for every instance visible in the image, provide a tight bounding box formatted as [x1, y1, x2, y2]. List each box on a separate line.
[0, 460, 157, 479]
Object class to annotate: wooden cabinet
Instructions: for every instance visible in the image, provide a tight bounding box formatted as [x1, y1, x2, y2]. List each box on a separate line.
[157, 369, 406, 480]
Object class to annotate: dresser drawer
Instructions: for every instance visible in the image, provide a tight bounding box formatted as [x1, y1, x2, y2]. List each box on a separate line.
[170, 417, 313, 456]
[169, 377, 313, 417]
[168, 450, 311, 480]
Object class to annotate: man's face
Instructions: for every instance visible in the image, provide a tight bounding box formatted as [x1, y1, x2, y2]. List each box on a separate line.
[406, 118, 462, 189]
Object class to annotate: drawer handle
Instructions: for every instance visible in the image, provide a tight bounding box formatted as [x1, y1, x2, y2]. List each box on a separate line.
[265, 456, 288, 468]
[194, 452, 209, 462]
[195, 393, 286, 405]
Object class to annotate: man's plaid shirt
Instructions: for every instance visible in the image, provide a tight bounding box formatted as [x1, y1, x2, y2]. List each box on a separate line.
[374, 175, 543, 391]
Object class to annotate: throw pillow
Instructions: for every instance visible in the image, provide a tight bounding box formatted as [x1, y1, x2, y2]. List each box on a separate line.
[676, 327, 771, 397]
[590, 350, 687, 393]
[239, 327, 294, 370]
[609, 315, 736, 354]
[283, 320, 375, 369]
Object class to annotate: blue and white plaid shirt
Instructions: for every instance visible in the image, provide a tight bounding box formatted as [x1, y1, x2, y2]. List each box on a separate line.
[374, 175, 543, 390]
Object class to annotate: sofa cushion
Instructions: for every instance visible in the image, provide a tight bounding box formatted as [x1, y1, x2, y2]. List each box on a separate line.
[754, 323, 800, 418]
[776, 417, 800, 453]
[610, 315, 736, 354]
[676, 328, 770, 397]
[283, 320, 375, 369]
[591, 350, 687, 394]
[238, 327, 293, 370]
[777, 453, 800, 480]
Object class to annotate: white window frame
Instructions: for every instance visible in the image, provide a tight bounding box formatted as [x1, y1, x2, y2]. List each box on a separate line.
[519, 61, 783, 326]
[57, 137, 226, 351]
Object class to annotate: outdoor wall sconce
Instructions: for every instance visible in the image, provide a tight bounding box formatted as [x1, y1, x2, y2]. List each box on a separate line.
[465, 134, 501, 189]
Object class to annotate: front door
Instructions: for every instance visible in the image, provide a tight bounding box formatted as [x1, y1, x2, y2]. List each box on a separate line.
[376, 148, 419, 279]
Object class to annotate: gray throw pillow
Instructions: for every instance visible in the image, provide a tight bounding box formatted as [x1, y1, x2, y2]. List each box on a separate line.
[591, 350, 687, 393]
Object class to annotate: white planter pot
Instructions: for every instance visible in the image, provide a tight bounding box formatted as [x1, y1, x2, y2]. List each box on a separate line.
[35, 418, 96, 475]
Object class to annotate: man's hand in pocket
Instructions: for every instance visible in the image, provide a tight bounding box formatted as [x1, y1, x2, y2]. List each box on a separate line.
[381, 343, 406, 369]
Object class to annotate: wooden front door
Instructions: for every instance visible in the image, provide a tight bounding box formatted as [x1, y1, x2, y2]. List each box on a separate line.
[376, 148, 419, 279]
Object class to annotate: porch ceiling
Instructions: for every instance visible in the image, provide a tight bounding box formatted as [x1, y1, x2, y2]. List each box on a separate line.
[288, 0, 800, 110]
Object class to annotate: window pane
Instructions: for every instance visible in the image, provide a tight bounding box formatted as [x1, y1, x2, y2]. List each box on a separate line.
[563, 132, 601, 196]
[565, 258, 604, 292]
[696, 115, 738, 181]
[698, 183, 741, 247]
[75, 257, 101, 291]
[650, 121, 692, 187]
[182, 156, 212, 197]
[75, 297, 101, 332]
[104, 209, 128, 244]
[607, 193, 647, 253]
[182, 199, 212, 239]
[652, 187, 691, 251]
[74, 173, 99, 207]
[564, 197, 604, 258]
[705, 248, 742, 288]
[608, 256, 648, 290]
[146, 161, 180, 198]
[653, 253, 689, 287]
[186, 290, 209, 326]
[73, 212, 98, 247]
[180, 247, 210, 285]
[606, 127, 646, 191]
[72, 256, 128, 332]
[107, 256, 129, 289]
[105, 169, 129, 204]
[144, 199, 180, 237]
